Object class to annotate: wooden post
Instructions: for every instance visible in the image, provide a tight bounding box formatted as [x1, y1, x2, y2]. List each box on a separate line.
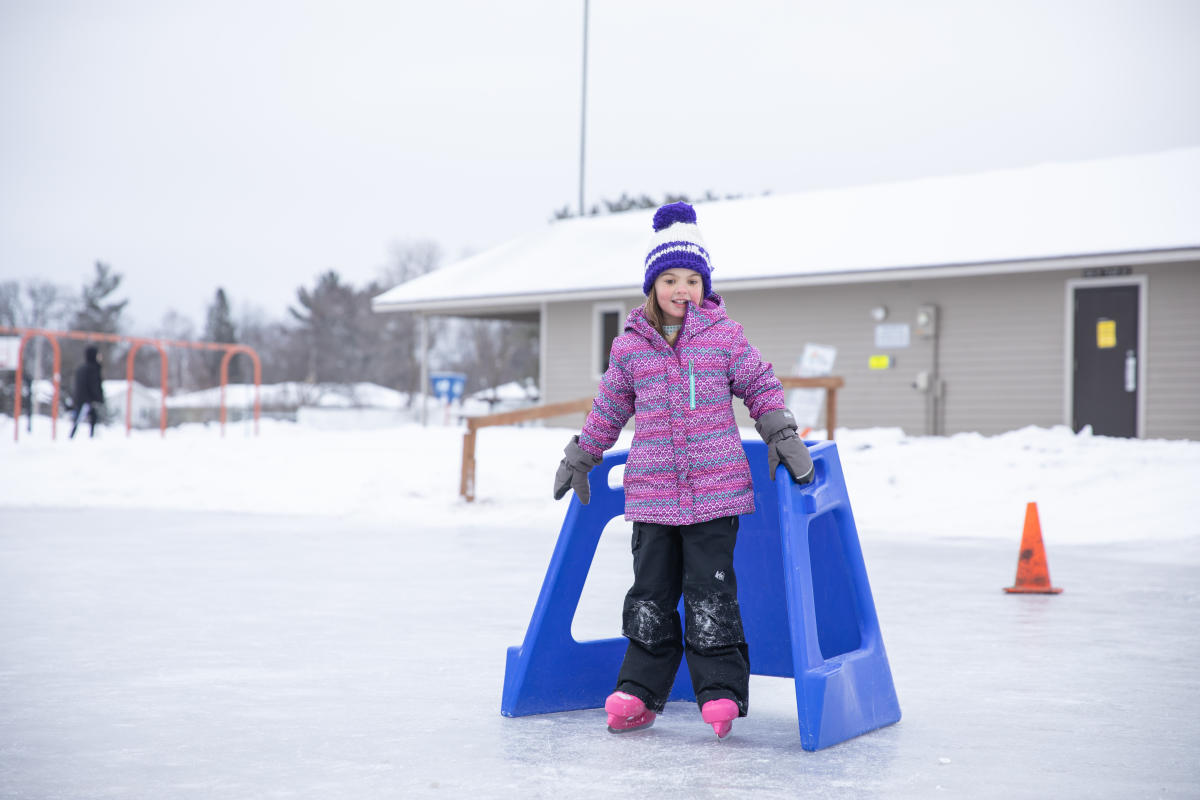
[825, 386, 837, 440]
[777, 376, 846, 441]
[461, 425, 477, 502]
[458, 397, 594, 501]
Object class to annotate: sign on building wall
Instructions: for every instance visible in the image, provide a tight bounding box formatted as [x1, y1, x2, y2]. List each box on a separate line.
[789, 343, 837, 428]
[873, 323, 911, 348]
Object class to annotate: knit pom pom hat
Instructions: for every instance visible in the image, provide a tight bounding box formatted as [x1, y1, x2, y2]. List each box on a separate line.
[643, 202, 714, 298]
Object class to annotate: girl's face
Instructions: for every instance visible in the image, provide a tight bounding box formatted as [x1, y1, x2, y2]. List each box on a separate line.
[653, 268, 704, 324]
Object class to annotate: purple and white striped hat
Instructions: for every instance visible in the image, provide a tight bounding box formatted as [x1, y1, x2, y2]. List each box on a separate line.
[642, 202, 714, 297]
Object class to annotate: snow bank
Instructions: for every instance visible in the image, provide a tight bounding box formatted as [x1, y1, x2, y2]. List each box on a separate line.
[1, 416, 1196, 545]
[167, 381, 410, 409]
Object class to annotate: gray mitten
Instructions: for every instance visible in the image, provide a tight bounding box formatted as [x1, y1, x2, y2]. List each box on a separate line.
[553, 435, 602, 504]
[754, 409, 814, 484]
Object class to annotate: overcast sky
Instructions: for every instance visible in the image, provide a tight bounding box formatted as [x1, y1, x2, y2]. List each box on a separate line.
[2, 0, 1199, 330]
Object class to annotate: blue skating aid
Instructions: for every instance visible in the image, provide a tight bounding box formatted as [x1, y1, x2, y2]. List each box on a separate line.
[501, 439, 901, 751]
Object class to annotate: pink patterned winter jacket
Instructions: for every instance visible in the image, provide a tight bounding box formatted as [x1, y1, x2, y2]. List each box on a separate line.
[578, 294, 785, 525]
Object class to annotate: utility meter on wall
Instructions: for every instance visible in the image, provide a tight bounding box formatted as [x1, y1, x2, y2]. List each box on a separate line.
[915, 304, 938, 338]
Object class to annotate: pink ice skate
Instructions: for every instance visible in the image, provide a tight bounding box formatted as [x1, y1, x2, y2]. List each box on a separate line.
[605, 691, 656, 733]
[701, 698, 739, 739]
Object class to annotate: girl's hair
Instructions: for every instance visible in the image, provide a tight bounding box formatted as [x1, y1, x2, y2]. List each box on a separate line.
[642, 294, 668, 341]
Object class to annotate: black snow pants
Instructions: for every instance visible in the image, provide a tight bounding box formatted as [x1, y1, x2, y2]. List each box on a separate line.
[615, 515, 750, 716]
[69, 402, 97, 439]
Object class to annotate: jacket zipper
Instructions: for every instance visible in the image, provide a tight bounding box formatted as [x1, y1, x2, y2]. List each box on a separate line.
[689, 358, 696, 410]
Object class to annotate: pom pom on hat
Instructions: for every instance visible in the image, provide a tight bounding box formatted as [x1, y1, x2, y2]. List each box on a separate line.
[652, 201, 697, 231]
[643, 202, 714, 297]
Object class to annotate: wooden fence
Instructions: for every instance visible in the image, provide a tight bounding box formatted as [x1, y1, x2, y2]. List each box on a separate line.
[459, 376, 844, 501]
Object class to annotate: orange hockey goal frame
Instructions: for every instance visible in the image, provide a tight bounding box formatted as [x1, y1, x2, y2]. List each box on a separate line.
[1, 326, 261, 442]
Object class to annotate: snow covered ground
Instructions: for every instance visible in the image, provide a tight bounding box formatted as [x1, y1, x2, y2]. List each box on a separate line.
[4, 416, 1196, 545]
[22, 378, 540, 432]
[1, 418, 1198, 798]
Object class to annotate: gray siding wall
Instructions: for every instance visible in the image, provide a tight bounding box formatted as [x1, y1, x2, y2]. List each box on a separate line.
[1145, 260, 1200, 439]
[728, 274, 1065, 435]
[542, 297, 638, 430]
[730, 282, 937, 433]
[935, 271, 1068, 434]
[539, 260, 1199, 439]
[723, 271, 1076, 434]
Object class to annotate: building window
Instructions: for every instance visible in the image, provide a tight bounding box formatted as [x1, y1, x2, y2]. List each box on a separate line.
[594, 303, 624, 378]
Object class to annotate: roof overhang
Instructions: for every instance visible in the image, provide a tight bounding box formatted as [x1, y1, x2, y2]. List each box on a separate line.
[371, 247, 1200, 316]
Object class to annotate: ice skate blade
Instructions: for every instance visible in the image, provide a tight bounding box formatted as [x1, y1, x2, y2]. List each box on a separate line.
[701, 698, 738, 740]
[606, 713, 655, 734]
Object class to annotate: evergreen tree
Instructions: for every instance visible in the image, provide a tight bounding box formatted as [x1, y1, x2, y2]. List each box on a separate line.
[65, 262, 127, 385]
[551, 190, 760, 221]
[203, 288, 240, 384]
[289, 271, 373, 384]
[71, 262, 127, 336]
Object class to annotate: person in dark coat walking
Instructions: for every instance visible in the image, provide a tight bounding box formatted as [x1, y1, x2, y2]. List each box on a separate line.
[69, 345, 105, 438]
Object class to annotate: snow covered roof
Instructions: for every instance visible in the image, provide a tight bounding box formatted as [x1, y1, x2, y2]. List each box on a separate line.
[373, 148, 1200, 314]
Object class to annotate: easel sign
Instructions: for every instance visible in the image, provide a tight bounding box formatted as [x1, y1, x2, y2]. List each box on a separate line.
[789, 344, 837, 430]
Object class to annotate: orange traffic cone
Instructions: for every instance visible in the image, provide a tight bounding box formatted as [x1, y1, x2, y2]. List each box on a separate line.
[1003, 502, 1063, 594]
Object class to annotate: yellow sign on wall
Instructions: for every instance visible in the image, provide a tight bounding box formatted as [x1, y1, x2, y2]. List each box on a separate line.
[868, 354, 892, 370]
[1096, 319, 1117, 349]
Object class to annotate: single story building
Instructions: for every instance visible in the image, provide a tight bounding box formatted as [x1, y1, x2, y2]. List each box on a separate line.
[373, 148, 1200, 440]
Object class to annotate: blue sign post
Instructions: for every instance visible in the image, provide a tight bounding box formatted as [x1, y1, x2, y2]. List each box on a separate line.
[430, 372, 467, 425]
[430, 372, 467, 403]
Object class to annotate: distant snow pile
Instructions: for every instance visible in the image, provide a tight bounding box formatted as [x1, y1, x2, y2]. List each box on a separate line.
[2, 418, 1197, 546]
[170, 381, 420, 430]
[12, 379, 545, 431]
[167, 381, 410, 410]
[461, 380, 540, 417]
[21, 379, 170, 429]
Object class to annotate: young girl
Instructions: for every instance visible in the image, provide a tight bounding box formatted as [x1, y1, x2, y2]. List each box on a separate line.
[553, 202, 813, 739]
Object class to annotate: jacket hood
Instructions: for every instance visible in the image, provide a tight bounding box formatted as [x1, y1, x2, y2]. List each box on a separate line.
[84, 346, 100, 363]
[625, 293, 728, 348]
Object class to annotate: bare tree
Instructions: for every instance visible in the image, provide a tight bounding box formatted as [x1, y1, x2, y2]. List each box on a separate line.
[373, 239, 445, 400]
[149, 310, 208, 393]
[0, 279, 75, 418]
[379, 239, 443, 287]
[25, 281, 74, 415]
[446, 318, 538, 402]
[0, 279, 73, 332]
[0, 281, 19, 327]
[239, 304, 307, 385]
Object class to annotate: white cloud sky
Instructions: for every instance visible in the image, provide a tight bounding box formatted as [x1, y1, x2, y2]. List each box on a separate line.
[2, 0, 1198, 329]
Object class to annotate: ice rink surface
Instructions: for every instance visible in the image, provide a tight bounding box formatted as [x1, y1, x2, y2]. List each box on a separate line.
[3, 506, 1197, 799]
